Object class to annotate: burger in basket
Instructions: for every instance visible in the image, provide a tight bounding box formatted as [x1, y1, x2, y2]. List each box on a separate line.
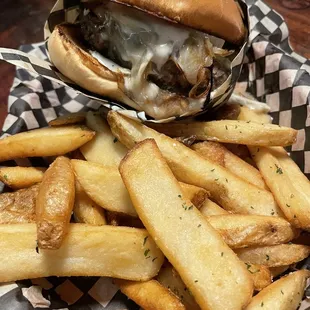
[48, 0, 246, 119]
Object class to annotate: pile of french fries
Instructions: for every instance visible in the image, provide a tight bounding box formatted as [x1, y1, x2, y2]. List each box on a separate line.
[0, 103, 310, 310]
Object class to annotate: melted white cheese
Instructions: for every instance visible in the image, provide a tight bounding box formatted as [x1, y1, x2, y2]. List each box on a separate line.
[89, 3, 219, 118]
[229, 93, 271, 113]
[90, 50, 130, 74]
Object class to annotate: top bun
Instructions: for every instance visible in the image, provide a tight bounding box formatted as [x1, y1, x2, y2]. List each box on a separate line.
[106, 0, 246, 44]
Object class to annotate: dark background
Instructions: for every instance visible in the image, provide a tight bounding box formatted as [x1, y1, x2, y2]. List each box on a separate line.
[0, 0, 309, 129]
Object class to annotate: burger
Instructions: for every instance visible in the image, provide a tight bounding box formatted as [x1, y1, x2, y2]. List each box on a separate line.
[48, 0, 246, 120]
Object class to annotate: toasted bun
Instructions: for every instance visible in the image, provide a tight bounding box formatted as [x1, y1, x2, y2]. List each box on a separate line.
[47, 24, 139, 110]
[109, 0, 245, 44]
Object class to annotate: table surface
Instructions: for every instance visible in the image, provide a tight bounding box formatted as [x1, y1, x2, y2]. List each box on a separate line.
[0, 0, 309, 129]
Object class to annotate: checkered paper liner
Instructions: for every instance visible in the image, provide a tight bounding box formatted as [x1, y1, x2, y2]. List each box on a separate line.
[0, 0, 250, 123]
[1, 0, 310, 309]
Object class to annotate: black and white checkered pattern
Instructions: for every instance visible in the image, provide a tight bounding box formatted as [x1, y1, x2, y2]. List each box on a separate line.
[1, 0, 310, 309]
[237, 0, 310, 179]
[1, 44, 102, 137]
[0, 277, 142, 310]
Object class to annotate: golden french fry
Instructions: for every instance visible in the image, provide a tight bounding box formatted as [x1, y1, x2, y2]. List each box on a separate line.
[236, 103, 269, 164]
[157, 265, 200, 310]
[236, 244, 310, 267]
[199, 199, 228, 216]
[0, 184, 39, 224]
[178, 182, 208, 208]
[0, 167, 45, 189]
[72, 160, 210, 217]
[0, 224, 164, 282]
[120, 139, 253, 310]
[245, 270, 310, 310]
[207, 215, 295, 249]
[48, 112, 86, 126]
[36, 156, 75, 249]
[109, 199, 294, 248]
[73, 181, 106, 225]
[244, 264, 272, 291]
[0, 126, 95, 162]
[149, 120, 297, 146]
[225, 143, 257, 167]
[108, 111, 282, 216]
[80, 112, 127, 166]
[238, 105, 310, 229]
[115, 279, 185, 310]
[269, 266, 290, 278]
[193, 142, 226, 166]
[158, 263, 270, 300]
[192, 142, 267, 190]
[249, 146, 310, 229]
[72, 159, 137, 216]
[238, 105, 272, 124]
[272, 147, 310, 198]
